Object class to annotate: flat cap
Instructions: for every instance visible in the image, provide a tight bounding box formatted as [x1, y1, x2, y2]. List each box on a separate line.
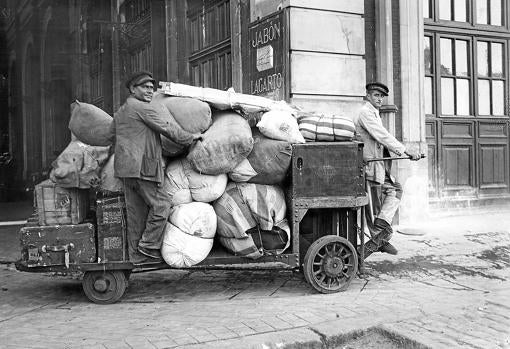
[125, 71, 155, 89]
[366, 82, 389, 96]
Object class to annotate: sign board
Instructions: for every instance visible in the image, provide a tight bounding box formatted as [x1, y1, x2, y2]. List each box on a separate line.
[248, 11, 286, 101]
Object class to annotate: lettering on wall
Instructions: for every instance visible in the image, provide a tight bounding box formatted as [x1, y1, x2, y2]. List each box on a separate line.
[248, 12, 286, 100]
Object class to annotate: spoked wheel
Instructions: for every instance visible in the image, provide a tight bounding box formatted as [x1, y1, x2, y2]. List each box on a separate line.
[82, 270, 128, 304]
[303, 236, 358, 293]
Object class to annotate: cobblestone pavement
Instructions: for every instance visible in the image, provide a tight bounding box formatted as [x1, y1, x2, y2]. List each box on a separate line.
[0, 210, 509, 348]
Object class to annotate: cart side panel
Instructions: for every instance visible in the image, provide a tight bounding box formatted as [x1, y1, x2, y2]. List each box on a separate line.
[291, 142, 364, 198]
[19, 223, 96, 267]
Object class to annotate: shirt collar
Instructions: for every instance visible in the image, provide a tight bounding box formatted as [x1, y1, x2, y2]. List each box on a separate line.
[364, 100, 379, 113]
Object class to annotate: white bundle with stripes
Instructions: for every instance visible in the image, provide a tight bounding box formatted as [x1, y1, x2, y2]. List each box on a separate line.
[297, 113, 355, 142]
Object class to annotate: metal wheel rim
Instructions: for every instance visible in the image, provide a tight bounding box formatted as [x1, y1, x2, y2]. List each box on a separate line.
[83, 271, 126, 304]
[310, 240, 357, 291]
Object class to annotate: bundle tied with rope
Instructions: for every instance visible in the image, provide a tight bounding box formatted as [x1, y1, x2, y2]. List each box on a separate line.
[296, 111, 355, 142]
[213, 182, 290, 259]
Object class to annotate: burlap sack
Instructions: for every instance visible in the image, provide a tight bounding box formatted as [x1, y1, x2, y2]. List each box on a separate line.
[187, 110, 253, 175]
[68, 100, 114, 146]
[153, 93, 212, 157]
[229, 129, 292, 184]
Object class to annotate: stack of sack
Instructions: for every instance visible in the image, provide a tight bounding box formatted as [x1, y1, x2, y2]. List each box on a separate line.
[56, 84, 361, 264]
[67, 100, 122, 194]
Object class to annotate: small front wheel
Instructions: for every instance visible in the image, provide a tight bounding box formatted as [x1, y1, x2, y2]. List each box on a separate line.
[82, 270, 128, 304]
[303, 236, 358, 293]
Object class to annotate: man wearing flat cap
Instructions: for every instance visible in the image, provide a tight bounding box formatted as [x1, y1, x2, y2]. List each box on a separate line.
[354, 82, 421, 258]
[112, 71, 202, 263]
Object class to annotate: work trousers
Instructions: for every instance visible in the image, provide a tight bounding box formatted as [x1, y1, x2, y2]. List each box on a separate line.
[123, 178, 172, 259]
[365, 172, 403, 237]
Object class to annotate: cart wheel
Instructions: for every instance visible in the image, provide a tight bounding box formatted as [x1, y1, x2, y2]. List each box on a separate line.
[303, 236, 358, 293]
[82, 270, 128, 304]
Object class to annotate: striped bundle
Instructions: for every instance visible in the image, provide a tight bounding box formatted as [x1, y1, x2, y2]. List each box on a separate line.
[297, 113, 355, 142]
[213, 182, 290, 259]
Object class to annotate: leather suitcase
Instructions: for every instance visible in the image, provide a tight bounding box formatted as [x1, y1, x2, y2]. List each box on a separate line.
[19, 223, 96, 268]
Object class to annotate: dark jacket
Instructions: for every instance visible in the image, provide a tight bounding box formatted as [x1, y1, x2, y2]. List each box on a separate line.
[112, 96, 195, 183]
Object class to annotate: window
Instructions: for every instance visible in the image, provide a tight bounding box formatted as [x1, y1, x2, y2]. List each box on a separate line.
[439, 0, 468, 22]
[426, 0, 505, 27]
[424, 36, 434, 115]
[476, 40, 505, 115]
[476, 0, 502, 26]
[187, 0, 232, 90]
[439, 37, 471, 116]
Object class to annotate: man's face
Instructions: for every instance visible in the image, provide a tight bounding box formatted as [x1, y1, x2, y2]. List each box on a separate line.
[131, 82, 154, 102]
[366, 90, 385, 109]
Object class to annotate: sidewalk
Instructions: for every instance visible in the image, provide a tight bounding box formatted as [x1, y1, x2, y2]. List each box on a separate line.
[0, 208, 509, 348]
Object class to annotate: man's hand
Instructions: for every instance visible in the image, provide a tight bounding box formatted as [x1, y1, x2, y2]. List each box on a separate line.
[405, 149, 421, 161]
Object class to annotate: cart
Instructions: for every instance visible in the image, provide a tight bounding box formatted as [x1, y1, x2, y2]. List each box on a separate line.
[16, 141, 368, 304]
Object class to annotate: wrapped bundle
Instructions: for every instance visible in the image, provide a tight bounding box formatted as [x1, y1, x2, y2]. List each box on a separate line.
[68, 100, 114, 146]
[187, 110, 253, 175]
[159, 82, 297, 114]
[99, 154, 123, 194]
[229, 129, 292, 184]
[50, 140, 110, 189]
[164, 158, 227, 206]
[161, 202, 217, 267]
[297, 112, 355, 142]
[153, 93, 212, 157]
[256, 110, 305, 144]
[213, 182, 290, 259]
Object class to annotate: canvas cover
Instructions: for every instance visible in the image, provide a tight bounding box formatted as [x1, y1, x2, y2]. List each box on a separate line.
[50, 140, 110, 189]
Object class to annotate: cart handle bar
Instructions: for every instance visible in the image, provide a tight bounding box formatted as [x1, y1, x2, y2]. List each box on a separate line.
[366, 154, 426, 163]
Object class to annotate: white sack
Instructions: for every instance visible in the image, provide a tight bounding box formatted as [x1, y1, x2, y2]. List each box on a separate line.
[161, 223, 214, 268]
[169, 202, 217, 239]
[164, 158, 227, 205]
[162, 202, 217, 267]
[256, 110, 305, 144]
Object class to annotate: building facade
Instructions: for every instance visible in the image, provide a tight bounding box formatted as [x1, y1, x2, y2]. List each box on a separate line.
[0, 0, 508, 219]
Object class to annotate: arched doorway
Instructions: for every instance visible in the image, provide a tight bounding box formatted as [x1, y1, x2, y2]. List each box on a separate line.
[42, 16, 72, 168]
[22, 42, 42, 185]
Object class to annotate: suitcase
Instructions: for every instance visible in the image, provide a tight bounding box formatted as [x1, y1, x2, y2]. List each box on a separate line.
[35, 179, 89, 226]
[96, 196, 127, 262]
[19, 223, 96, 268]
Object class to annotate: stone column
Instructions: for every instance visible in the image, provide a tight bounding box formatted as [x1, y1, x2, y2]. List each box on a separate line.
[397, 0, 429, 224]
[375, 0, 397, 135]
